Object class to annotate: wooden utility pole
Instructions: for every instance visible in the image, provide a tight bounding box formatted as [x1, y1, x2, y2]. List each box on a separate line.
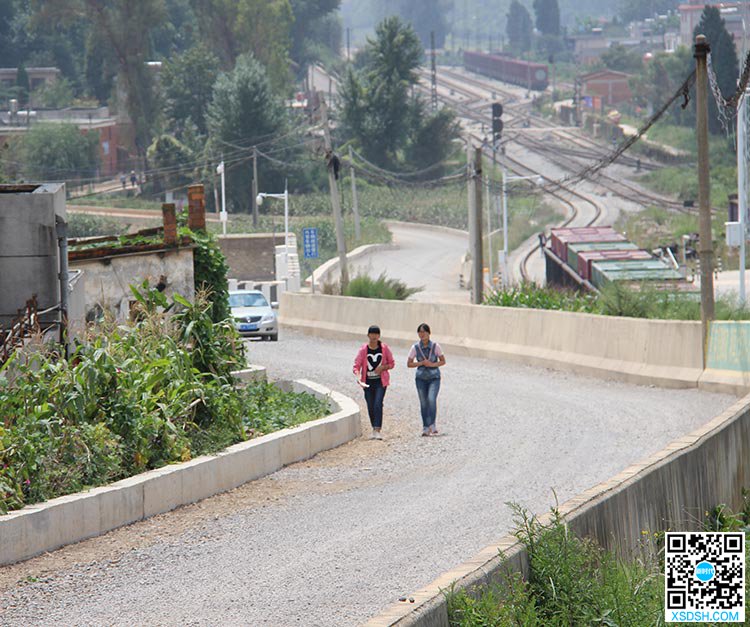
[695, 34, 715, 361]
[320, 94, 349, 290]
[469, 146, 484, 304]
[348, 146, 361, 241]
[252, 146, 259, 227]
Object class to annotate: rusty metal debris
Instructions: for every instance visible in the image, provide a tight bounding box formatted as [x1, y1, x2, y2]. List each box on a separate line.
[0, 296, 44, 366]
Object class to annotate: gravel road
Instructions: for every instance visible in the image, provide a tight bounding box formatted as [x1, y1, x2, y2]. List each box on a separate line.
[0, 329, 735, 626]
[348, 222, 469, 304]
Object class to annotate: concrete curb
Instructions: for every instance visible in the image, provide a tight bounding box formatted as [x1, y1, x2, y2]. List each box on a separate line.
[365, 393, 750, 626]
[0, 378, 360, 567]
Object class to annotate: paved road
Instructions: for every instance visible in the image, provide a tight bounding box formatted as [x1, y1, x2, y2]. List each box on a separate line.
[350, 222, 470, 304]
[0, 330, 735, 626]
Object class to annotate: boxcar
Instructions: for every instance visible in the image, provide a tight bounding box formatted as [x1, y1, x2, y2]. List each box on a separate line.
[463, 51, 549, 91]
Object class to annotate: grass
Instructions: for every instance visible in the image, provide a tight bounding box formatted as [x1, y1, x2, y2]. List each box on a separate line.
[448, 506, 664, 627]
[615, 205, 740, 272]
[484, 281, 750, 320]
[448, 502, 750, 627]
[484, 194, 564, 271]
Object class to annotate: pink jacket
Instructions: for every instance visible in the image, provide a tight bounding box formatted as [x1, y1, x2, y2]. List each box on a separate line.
[353, 342, 395, 386]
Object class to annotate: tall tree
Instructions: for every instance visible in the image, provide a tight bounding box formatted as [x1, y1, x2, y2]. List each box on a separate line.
[36, 0, 167, 157]
[506, 1, 533, 54]
[694, 6, 739, 135]
[192, 0, 293, 92]
[161, 43, 220, 136]
[376, 0, 450, 49]
[206, 53, 286, 213]
[341, 16, 423, 166]
[289, 0, 341, 65]
[533, 0, 560, 37]
[341, 16, 458, 170]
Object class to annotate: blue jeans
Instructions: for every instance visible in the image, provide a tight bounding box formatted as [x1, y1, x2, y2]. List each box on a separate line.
[363, 378, 386, 429]
[415, 377, 441, 429]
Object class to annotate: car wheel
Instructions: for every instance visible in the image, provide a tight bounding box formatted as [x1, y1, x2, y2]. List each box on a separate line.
[270, 334, 278, 342]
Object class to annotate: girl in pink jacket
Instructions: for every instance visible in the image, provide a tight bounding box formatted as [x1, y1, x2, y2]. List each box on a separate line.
[353, 325, 395, 440]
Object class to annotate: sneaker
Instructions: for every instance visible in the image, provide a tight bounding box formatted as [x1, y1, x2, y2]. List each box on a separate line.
[422, 428, 430, 437]
[430, 425, 438, 435]
[370, 430, 378, 440]
[374, 431, 383, 440]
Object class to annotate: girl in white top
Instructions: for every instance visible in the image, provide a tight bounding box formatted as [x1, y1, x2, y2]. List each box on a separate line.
[406, 323, 446, 436]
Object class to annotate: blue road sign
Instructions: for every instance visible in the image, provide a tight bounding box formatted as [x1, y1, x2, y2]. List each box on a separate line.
[303, 227, 319, 259]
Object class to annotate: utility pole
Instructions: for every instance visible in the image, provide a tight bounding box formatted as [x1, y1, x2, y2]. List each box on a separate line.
[695, 34, 715, 360]
[349, 146, 361, 241]
[346, 27, 351, 61]
[431, 31, 438, 112]
[252, 146, 259, 228]
[485, 161, 492, 282]
[320, 94, 349, 290]
[738, 89, 748, 305]
[470, 146, 484, 304]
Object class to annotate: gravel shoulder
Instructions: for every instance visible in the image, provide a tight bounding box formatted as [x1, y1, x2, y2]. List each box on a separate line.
[0, 329, 735, 626]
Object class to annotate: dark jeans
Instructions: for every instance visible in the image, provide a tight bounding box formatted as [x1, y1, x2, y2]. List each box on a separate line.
[364, 378, 386, 429]
[415, 377, 441, 429]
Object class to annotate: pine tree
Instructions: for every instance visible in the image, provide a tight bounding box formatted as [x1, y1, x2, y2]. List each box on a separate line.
[506, 1, 533, 54]
[533, 0, 560, 37]
[694, 6, 739, 135]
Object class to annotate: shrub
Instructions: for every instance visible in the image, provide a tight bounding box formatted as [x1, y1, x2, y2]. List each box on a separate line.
[67, 213, 125, 238]
[343, 272, 423, 300]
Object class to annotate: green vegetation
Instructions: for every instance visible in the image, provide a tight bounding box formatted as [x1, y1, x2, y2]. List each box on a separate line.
[20, 123, 99, 181]
[188, 229, 231, 323]
[341, 16, 460, 173]
[615, 205, 739, 273]
[67, 213, 126, 238]
[484, 282, 599, 313]
[449, 501, 750, 626]
[484, 194, 564, 269]
[447, 506, 665, 626]
[342, 272, 422, 300]
[0, 288, 329, 514]
[485, 281, 750, 320]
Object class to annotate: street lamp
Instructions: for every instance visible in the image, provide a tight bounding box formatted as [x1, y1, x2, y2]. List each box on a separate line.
[501, 167, 543, 286]
[256, 180, 290, 253]
[257, 180, 291, 284]
[216, 161, 227, 235]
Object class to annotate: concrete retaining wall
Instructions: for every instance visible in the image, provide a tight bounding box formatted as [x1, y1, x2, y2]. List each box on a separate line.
[281, 293, 704, 389]
[0, 378, 360, 567]
[367, 394, 750, 626]
[701, 321, 750, 394]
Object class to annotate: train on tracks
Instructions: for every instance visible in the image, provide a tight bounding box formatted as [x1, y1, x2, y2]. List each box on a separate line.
[463, 51, 549, 91]
[544, 226, 693, 293]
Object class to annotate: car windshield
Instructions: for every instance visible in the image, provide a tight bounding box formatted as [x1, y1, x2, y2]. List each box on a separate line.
[229, 293, 268, 308]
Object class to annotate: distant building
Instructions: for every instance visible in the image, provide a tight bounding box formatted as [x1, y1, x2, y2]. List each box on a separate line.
[0, 67, 61, 93]
[0, 106, 122, 177]
[580, 69, 633, 106]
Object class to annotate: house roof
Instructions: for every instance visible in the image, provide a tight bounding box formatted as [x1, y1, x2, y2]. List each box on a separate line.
[580, 69, 633, 81]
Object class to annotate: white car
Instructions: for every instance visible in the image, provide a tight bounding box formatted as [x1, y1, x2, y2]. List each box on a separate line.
[228, 290, 278, 341]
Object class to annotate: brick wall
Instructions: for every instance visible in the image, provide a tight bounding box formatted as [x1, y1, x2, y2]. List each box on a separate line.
[218, 234, 285, 281]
